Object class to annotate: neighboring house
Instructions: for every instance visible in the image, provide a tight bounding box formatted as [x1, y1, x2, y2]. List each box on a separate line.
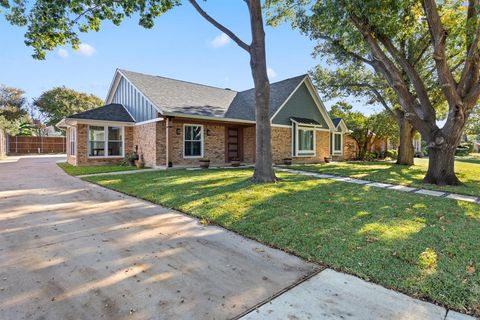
[58, 69, 355, 167]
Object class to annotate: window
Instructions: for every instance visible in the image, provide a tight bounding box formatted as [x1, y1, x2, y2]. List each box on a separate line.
[108, 127, 123, 156]
[293, 125, 315, 156]
[333, 133, 342, 154]
[184, 125, 203, 158]
[69, 127, 76, 156]
[88, 125, 124, 157]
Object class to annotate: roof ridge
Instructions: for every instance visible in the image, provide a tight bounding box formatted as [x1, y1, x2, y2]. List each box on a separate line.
[237, 74, 307, 94]
[118, 68, 239, 93]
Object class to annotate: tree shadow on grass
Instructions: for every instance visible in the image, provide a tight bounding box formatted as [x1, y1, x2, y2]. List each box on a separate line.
[87, 168, 480, 315]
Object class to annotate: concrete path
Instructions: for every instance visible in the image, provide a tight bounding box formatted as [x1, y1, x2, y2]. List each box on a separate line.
[241, 269, 474, 320]
[276, 167, 480, 204]
[0, 156, 317, 320]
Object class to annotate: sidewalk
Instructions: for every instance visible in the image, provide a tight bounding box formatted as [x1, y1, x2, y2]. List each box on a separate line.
[276, 167, 480, 205]
[240, 268, 475, 320]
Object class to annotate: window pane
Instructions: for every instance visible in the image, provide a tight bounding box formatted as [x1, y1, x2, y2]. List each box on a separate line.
[185, 126, 192, 140]
[89, 126, 104, 141]
[192, 126, 202, 141]
[108, 127, 122, 140]
[298, 129, 313, 151]
[335, 134, 342, 150]
[89, 141, 105, 156]
[108, 141, 122, 156]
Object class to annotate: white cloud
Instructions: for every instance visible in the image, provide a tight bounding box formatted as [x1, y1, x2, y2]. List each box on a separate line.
[58, 48, 69, 59]
[267, 67, 277, 79]
[75, 43, 96, 57]
[210, 33, 231, 48]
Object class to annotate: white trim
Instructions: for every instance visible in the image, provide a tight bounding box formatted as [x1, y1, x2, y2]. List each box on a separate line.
[334, 118, 349, 133]
[270, 76, 307, 121]
[269, 75, 336, 131]
[69, 127, 76, 157]
[121, 104, 137, 123]
[116, 70, 162, 113]
[66, 118, 134, 127]
[87, 125, 125, 158]
[135, 117, 164, 126]
[183, 124, 204, 159]
[163, 112, 257, 124]
[332, 132, 343, 155]
[295, 125, 316, 157]
[105, 70, 122, 104]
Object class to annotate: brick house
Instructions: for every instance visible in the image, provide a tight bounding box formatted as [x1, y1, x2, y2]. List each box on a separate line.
[57, 69, 356, 167]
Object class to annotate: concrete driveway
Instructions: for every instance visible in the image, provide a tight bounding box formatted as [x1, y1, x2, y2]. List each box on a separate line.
[0, 156, 317, 320]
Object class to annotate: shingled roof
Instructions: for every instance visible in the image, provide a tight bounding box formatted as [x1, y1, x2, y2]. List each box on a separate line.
[67, 103, 134, 123]
[119, 69, 237, 117]
[119, 69, 308, 120]
[332, 118, 342, 127]
[224, 74, 307, 121]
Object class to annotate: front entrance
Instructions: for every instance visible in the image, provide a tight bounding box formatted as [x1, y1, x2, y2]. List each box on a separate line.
[225, 127, 243, 162]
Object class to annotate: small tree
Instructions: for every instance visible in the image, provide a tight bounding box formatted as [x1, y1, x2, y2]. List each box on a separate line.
[34, 87, 103, 127]
[0, 85, 30, 135]
[2, 0, 277, 182]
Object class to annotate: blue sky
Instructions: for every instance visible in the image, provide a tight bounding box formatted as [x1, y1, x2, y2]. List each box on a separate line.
[0, 1, 377, 114]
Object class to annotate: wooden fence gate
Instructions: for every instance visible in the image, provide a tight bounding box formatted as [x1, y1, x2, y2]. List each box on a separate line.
[7, 136, 66, 154]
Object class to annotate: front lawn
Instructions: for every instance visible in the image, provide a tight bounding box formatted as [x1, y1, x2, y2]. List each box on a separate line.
[292, 157, 480, 197]
[57, 162, 143, 176]
[85, 169, 480, 316]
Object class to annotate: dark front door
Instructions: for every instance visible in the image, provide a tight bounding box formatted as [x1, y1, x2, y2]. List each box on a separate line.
[226, 127, 243, 162]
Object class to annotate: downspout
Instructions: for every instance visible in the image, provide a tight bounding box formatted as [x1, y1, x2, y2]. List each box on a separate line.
[165, 117, 172, 167]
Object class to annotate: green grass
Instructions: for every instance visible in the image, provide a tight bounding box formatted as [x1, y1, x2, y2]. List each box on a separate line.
[85, 168, 480, 316]
[292, 156, 480, 197]
[57, 162, 143, 176]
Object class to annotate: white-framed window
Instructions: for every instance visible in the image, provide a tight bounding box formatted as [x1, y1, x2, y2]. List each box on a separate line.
[69, 127, 76, 156]
[333, 133, 343, 154]
[183, 124, 203, 158]
[293, 124, 315, 156]
[88, 125, 124, 157]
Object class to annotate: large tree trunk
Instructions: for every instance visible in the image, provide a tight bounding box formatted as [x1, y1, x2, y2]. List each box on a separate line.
[397, 117, 415, 165]
[423, 141, 460, 185]
[247, 0, 277, 182]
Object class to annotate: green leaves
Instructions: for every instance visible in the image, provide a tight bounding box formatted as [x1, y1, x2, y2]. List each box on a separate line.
[2, 0, 181, 59]
[33, 86, 103, 126]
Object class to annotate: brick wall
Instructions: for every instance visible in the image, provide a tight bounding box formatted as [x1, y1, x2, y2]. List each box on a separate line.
[271, 127, 330, 164]
[133, 122, 157, 167]
[343, 134, 358, 160]
[75, 124, 133, 166]
[243, 126, 255, 163]
[169, 120, 226, 166]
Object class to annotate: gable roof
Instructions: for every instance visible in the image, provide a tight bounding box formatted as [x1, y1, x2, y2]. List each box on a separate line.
[332, 118, 342, 127]
[118, 69, 237, 117]
[66, 103, 135, 123]
[224, 74, 307, 121]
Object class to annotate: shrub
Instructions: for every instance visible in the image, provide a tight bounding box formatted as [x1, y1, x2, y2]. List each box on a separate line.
[364, 151, 378, 161]
[455, 145, 471, 156]
[385, 149, 398, 159]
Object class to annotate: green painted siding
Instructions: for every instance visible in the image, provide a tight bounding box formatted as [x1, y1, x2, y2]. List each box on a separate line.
[271, 83, 329, 128]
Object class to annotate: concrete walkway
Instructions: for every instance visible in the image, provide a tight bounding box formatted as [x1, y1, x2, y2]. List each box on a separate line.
[240, 269, 474, 320]
[0, 156, 317, 319]
[276, 166, 480, 204]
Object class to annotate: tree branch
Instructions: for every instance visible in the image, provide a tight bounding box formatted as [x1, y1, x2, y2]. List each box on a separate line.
[189, 0, 250, 52]
[422, 0, 462, 108]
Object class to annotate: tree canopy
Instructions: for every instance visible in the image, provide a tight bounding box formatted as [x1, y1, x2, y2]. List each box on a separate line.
[267, 0, 480, 185]
[0, 85, 30, 134]
[34, 87, 103, 127]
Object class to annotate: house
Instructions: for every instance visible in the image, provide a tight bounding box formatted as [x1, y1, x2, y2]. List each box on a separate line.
[57, 69, 357, 167]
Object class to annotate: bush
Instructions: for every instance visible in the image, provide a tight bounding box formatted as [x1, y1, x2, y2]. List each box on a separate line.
[455, 145, 471, 156]
[385, 149, 398, 159]
[364, 151, 378, 161]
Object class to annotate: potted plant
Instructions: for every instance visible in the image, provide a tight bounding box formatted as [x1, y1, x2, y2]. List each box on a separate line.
[124, 151, 139, 166]
[231, 158, 241, 167]
[283, 157, 292, 165]
[324, 156, 332, 163]
[199, 158, 210, 169]
[136, 154, 145, 169]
